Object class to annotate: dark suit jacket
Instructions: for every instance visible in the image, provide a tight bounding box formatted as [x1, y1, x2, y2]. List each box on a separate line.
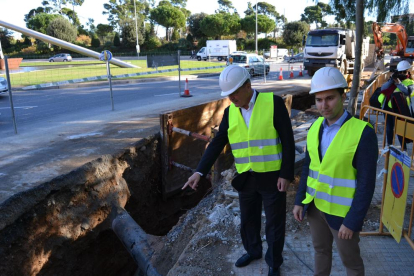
[196, 91, 296, 188]
[294, 113, 378, 232]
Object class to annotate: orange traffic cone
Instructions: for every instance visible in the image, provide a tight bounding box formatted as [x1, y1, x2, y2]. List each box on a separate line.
[181, 78, 193, 97]
[299, 65, 303, 77]
[289, 66, 294, 78]
[278, 67, 284, 80]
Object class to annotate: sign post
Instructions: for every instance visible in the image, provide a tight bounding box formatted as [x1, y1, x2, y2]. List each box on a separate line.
[178, 50, 181, 97]
[100, 50, 114, 111]
[4, 56, 17, 134]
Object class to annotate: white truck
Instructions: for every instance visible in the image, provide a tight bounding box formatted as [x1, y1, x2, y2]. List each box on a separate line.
[303, 28, 369, 76]
[196, 40, 237, 61]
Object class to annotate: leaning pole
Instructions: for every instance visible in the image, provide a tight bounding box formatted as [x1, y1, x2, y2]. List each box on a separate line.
[0, 20, 139, 68]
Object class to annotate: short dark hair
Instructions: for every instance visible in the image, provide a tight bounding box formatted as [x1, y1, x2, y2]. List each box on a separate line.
[337, 88, 345, 96]
[242, 78, 251, 87]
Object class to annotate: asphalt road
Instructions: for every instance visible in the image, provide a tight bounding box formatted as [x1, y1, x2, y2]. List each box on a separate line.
[0, 63, 305, 135]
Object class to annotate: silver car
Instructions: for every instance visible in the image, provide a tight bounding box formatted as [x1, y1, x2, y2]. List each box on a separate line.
[227, 53, 270, 76]
[49, 53, 72, 62]
[0, 77, 8, 94]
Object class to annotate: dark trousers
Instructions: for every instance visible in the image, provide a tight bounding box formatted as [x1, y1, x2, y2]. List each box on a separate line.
[238, 172, 286, 268]
[385, 113, 407, 150]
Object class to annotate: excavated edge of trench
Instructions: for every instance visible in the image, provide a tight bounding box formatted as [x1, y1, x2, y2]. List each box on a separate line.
[0, 91, 316, 276]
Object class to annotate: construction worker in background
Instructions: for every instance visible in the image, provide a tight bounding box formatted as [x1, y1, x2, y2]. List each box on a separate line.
[378, 60, 414, 150]
[182, 65, 295, 276]
[293, 67, 378, 276]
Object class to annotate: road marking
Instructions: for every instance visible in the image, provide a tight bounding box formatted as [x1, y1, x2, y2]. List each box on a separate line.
[154, 93, 178, 97]
[0, 106, 38, 110]
[67, 132, 103, 140]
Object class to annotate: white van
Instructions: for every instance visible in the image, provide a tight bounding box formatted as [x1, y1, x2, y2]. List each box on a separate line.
[277, 48, 289, 58]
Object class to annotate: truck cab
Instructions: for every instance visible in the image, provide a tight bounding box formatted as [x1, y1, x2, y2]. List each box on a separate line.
[303, 29, 368, 76]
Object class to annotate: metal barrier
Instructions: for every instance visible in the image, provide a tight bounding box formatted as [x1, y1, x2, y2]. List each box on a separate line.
[359, 105, 414, 250]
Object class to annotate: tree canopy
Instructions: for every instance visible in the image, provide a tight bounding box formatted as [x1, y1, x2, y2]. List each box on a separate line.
[282, 21, 309, 47]
[301, 3, 332, 28]
[46, 16, 77, 42]
[150, 4, 186, 41]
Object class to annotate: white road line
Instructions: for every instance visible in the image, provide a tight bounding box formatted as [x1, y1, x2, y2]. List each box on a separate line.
[0, 106, 38, 110]
[154, 93, 179, 97]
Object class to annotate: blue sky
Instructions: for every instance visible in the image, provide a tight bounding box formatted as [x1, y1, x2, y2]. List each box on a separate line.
[0, 0, 412, 39]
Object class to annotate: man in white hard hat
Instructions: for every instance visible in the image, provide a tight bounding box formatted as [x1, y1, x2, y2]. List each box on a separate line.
[293, 67, 378, 275]
[378, 60, 414, 149]
[183, 65, 295, 276]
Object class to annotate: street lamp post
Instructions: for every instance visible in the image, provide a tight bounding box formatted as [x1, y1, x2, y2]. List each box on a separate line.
[133, 0, 140, 57]
[255, 0, 258, 54]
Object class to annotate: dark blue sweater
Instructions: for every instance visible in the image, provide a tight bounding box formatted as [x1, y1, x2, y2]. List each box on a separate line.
[294, 113, 378, 232]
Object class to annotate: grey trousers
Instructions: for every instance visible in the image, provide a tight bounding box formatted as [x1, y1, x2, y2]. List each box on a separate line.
[307, 202, 364, 276]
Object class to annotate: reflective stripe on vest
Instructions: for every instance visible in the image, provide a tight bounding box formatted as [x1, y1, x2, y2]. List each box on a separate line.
[302, 116, 367, 217]
[228, 92, 282, 173]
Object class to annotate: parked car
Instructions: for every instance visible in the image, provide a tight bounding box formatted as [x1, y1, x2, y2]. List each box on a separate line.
[227, 53, 270, 76]
[0, 77, 8, 94]
[49, 53, 72, 62]
[288, 53, 304, 63]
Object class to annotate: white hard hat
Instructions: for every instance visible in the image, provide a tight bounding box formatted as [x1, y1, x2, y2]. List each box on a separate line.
[309, 67, 348, 94]
[397, 60, 412, 72]
[219, 65, 250, 96]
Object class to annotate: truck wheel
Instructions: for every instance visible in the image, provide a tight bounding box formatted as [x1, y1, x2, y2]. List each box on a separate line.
[197, 56, 201, 61]
[218, 57, 223, 61]
[308, 69, 314, 76]
[249, 69, 254, 76]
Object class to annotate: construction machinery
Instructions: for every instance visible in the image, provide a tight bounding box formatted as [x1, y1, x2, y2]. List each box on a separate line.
[372, 22, 414, 72]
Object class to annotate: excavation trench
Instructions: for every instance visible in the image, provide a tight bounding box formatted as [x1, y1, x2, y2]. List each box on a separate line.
[0, 92, 315, 276]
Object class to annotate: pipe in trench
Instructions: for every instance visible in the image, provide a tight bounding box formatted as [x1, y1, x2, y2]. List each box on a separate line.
[111, 207, 162, 276]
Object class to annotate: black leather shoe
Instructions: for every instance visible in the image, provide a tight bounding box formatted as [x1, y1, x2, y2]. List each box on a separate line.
[235, 253, 261, 267]
[268, 267, 280, 276]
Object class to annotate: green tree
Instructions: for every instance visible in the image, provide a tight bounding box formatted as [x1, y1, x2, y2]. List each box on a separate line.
[27, 13, 61, 34]
[25, 2, 54, 23]
[113, 33, 121, 46]
[150, 4, 186, 41]
[200, 13, 240, 39]
[241, 14, 275, 40]
[282, 21, 309, 47]
[200, 14, 224, 39]
[217, 0, 235, 13]
[188, 12, 208, 40]
[103, 0, 148, 32]
[46, 16, 77, 42]
[96, 24, 114, 41]
[91, 35, 101, 47]
[120, 20, 141, 47]
[60, 7, 81, 26]
[0, 28, 13, 50]
[244, 2, 284, 38]
[330, 0, 411, 22]
[301, 3, 332, 28]
[170, 0, 187, 8]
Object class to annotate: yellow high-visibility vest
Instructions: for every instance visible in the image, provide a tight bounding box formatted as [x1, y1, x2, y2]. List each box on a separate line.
[302, 117, 368, 217]
[228, 93, 282, 173]
[385, 79, 414, 108]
